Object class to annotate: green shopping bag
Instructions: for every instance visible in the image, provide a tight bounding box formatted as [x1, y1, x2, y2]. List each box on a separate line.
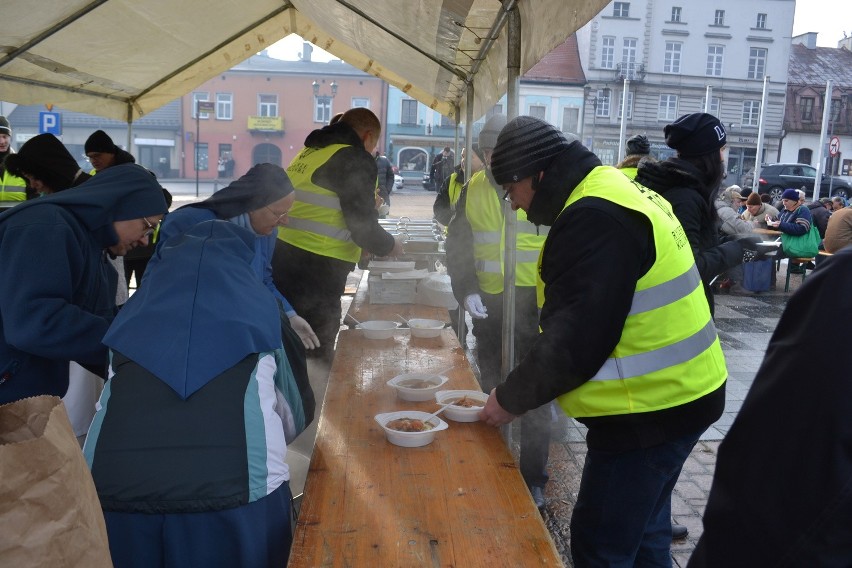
[781, 223, 821, 258]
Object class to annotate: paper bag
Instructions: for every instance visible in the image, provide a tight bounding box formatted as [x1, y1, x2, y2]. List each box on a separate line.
[0, 395, 112, 567]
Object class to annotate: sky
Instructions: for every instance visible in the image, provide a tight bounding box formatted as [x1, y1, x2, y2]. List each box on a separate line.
[266, 2, 852, 61]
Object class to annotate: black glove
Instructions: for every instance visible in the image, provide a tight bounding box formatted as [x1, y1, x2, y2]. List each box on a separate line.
[733, 233, 763, 251]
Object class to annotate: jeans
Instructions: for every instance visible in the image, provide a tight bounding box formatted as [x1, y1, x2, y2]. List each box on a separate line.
[571, 428, 704, 568]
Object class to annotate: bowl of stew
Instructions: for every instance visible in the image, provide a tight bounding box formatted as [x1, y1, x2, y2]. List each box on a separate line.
[374, 411, 449, 447]
[387, 373, 449, 401]
[434, 390, 488, 422]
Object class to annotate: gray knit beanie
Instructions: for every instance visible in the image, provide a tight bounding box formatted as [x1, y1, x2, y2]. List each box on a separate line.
[491, 116, 576, 185]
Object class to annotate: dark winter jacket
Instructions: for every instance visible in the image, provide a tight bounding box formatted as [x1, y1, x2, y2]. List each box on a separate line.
[636, 159, 743, 314]
[375, 154, 394, 201]
[432, 164, 465, 225]
[689, 246, 852, 567]
[806, 201, 831, 238]
[778, 204, 813, 236]
[496, 143, 724, 451]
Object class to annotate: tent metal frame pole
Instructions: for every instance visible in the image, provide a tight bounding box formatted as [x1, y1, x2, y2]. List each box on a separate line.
[458, 89, 476, 352]
[499, 4, 521, 444]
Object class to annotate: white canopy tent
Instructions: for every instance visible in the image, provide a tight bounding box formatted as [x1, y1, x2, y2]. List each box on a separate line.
[1, 0, 607, 123]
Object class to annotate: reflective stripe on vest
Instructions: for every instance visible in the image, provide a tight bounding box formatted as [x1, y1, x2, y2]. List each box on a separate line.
[544, 166, 727, 418]
[465, 170, 546, 293]
[277, 144, 361, 263]
[0, 170, 27, 202]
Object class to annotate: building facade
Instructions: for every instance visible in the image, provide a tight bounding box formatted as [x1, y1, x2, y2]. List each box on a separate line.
[576, 0, 795, 187]
[183, 48, 385, 180]
[781, 33, 852, 183]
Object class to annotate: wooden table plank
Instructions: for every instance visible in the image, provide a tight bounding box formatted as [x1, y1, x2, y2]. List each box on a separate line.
[289, 329, 562, 567]
[347, 271, 451, 324]
[753, 227, 782, 236]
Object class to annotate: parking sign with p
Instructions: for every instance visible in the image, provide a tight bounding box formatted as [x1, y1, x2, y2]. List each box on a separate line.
[39, 112, 61, 135]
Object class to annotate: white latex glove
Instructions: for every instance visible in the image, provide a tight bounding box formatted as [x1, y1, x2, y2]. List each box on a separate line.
[289, 315, 320, 350]
[464, 293, 488, 319]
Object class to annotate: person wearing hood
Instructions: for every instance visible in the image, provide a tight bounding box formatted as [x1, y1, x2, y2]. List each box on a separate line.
[480, 116, 727, 565]
[152, 163, 318, 424]
[272, 107, 404, 362]
[84, 220, 301, 568]
[0, 163, 168, 405]
[445, 114, 552, 509]
[0, 115, 27, 204]
[3, 133, 91, 198]
[84, 130, 136, 174]
[805, 198, 831, 239]
[635, 113, 762, 315]
[615, 133, 652, 179]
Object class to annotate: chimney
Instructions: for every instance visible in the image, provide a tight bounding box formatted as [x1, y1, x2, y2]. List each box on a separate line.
[839, 34, 852, 51]
[791, 32, 818, 49]
[301, 42, 313, 62]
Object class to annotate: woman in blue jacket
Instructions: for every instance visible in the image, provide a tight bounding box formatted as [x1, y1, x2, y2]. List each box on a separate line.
[0, 164, 168, 404]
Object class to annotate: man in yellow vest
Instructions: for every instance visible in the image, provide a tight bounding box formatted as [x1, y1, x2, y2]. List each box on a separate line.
[272, 108, 404, 362]
[433, 148, 480, 226]
[482, 116, 727, 564]
[445, 114, 551, 509]
[0, 116, 27, 205]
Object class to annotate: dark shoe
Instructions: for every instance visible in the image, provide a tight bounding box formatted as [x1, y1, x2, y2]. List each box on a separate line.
[530, 486, 546, 511]
[672, 523, 688, 540]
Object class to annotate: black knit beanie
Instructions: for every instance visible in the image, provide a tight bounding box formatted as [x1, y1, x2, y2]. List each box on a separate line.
[4, 133, 82, 191]
[664, 113, 726, 157]
[85, 130, 118, 154]
[491, 116, 575, 185]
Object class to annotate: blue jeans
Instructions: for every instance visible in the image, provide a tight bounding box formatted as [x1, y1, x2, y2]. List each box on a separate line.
[570, 429, 703, 567]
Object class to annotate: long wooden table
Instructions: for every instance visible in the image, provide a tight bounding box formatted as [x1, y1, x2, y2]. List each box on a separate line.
[288, 329, 562, 566]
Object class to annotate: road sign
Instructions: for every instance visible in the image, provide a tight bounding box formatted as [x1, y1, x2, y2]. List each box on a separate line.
[39, 111, 61, 135]
[196, 101, 215, 114]
[829, 136, 840, 157]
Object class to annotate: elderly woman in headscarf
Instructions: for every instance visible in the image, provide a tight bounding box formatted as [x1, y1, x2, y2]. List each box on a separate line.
[85, 220, 302, 568]
[0, 163, 168, 404]
[151, 163, 317, 424]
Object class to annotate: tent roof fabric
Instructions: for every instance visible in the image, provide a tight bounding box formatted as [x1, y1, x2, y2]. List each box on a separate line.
[0, 0, 607, 122]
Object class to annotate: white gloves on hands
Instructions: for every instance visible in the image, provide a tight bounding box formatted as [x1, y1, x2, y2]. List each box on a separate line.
[289, 315, 321, 350]
[464, 294, 488, 319]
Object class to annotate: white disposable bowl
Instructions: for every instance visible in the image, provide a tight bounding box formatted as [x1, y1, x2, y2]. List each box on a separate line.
[387, 373, 449, 401]
[356, 320, 400, 339]
[435, 390, 489, 422]
[374, 411, 449, 447]
[407, 318, 445, 338]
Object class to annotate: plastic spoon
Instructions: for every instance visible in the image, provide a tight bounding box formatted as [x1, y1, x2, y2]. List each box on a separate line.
[395, 313, 412, 326]
[346, 314, 363, 326]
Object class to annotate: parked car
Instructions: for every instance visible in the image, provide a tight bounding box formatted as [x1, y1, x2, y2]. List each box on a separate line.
[753, 163, 851, 201]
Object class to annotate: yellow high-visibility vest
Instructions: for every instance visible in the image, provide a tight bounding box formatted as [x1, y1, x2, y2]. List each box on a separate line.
[0, 169, 27, 202]
[541, 166, 727, 418]
[464, 170, 547, 293]
[277, 144, 362, 263]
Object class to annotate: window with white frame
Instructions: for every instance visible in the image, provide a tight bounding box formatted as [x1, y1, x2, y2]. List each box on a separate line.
[664, 41, 682, 73]
[659, 94, 678, 120]
[616, 90, 634, 120]
[601, 36, 615, 69]
[742, 100, 760, 126]
[401, 99, 418, 125]
[192, 92, 209, 119]
[700, 96, 721, 115]
[595, 89, 611, 117]
[314, 96, 332, 123]
[671, 6, 682, 22]
[622, 38, 637, 67]
[351, 97, 370, 108]
[562, 107, 579, 133]
[216, 93, 232, 120]
[748, 48, 767, 79]
[714, 9, 725, 25]
[258, 94, 278, 117]
[529, 105, 547, 120]
[756, 13, 767, 29]
[613, 2, 630, 17]
[706, 45, 724, 76]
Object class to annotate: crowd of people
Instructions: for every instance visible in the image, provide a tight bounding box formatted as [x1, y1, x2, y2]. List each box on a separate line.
[2, 99, 851, 567]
